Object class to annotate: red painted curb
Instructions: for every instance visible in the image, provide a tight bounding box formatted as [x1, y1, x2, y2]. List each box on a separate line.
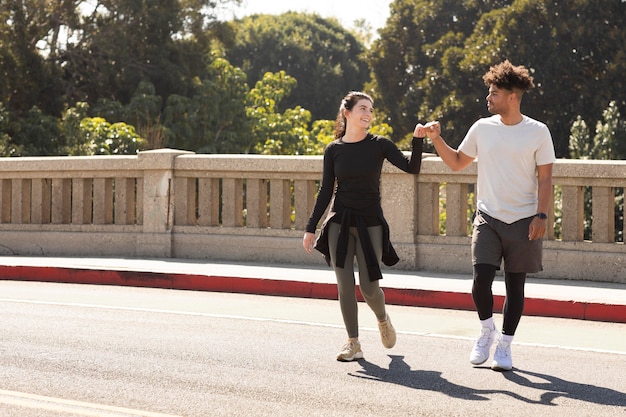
[1, 265, 624, 323]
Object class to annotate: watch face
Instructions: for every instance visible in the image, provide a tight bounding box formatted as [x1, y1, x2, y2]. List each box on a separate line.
[537, 213, 547, 219]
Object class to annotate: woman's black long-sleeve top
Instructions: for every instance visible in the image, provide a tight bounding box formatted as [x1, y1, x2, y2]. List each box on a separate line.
[306, 134, 423, 281]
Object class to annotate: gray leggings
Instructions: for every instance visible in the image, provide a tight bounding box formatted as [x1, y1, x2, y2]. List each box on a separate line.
[328, 222, 387, 338]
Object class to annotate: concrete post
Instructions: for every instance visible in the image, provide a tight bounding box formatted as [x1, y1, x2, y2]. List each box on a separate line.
[136, 149, 193, 257]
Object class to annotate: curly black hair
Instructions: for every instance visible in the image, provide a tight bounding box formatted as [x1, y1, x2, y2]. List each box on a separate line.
[483, 60, 535, 92]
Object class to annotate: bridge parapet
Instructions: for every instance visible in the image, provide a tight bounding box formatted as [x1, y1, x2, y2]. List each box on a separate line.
[0, 150, 624, 283]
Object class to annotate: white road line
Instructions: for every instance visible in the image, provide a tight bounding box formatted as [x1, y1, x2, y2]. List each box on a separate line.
[2, 298, 625, 356]
[0, 389, 181, 417]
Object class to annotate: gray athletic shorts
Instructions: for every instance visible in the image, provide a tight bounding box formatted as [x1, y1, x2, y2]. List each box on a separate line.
[471, 211, 543, 273]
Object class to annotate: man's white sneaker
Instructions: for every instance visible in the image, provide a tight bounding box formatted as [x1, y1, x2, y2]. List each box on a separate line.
[469, 326, 498, 365]
[491, 339, 513, 371]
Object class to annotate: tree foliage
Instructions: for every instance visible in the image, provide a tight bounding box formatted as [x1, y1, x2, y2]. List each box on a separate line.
[78, 117, 146, 155]
[570, 101, 626, 160]
[0, 0, 66, 118]
[163, 53, 251, 153]
[367, 0, 514, 144]
[225, 12, 370, 121]
[369, 0, 626, 156]
[568, 101, 626, 241]
[1, 1, 626, 158]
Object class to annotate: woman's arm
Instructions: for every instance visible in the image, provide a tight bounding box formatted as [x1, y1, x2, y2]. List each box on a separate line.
[303, 146, 336, 253]
[385, 136, 424, 174]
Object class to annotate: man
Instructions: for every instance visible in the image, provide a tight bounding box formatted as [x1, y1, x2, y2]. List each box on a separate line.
[418, 60, 555, 371]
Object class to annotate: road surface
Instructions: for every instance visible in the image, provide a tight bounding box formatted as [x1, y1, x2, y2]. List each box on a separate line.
[1, 281, 624, 416]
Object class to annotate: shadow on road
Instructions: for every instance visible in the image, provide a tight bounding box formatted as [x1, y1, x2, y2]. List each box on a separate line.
[503, 368, 626, 407]
[349, 355, 491, 401]
[350, 355, 626, 408]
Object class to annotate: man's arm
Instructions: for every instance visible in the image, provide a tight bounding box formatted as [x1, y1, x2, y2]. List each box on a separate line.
[415, 121, 474, 171]
[528, 163, 553, 240]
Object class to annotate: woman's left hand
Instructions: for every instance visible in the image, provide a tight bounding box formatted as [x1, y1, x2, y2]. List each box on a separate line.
[303, 232, 315, 254]
[414, 123, 426, 138]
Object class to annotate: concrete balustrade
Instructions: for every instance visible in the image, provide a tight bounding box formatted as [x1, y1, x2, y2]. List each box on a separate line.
[0, 149, 624, 284]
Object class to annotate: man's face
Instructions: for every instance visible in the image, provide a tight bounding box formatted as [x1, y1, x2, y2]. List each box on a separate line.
[486, 84, 513, 115]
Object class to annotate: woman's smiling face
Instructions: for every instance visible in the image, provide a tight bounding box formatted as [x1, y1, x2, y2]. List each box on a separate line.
[346, 98, 373, 129]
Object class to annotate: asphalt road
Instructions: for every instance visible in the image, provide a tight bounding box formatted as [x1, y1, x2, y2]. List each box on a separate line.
[0, 281, 625, 417]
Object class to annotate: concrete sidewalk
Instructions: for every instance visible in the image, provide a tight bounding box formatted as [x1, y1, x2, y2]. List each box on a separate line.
[0, 256, 624, 323]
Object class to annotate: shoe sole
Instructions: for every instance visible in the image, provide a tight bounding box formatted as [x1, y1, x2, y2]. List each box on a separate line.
[469, 347, 493, 365]
[470, 357, 489, 366]
[469, 330, 497, 365]
[382, 338, 396, 349]
[491, 360, 512, 371]
[336, 351, 364, 362]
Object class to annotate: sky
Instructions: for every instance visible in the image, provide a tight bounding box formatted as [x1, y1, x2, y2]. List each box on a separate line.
[216, 0, 393, 33]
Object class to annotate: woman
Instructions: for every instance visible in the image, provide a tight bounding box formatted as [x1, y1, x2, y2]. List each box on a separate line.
[303, 91, 424, 361]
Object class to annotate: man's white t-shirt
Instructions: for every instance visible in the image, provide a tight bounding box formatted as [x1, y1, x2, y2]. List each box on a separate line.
[458, 115, 556, 224]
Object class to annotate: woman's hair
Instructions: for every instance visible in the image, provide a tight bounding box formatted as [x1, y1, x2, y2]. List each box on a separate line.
[483, 60, 535, 93]
[334, 91, 373, 139]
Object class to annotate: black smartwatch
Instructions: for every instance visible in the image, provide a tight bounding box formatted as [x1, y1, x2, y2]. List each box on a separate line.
[535, 212, 548, 220]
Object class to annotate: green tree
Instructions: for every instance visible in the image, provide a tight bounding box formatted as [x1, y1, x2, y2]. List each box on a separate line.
[90, 80, 165, 147]
[370, 0, 626, 155]
[62, 0, 185, 105]
[367, 0, 514, 143]
[247, 71, 312, 155]
[163, 53, 251, 153]
[79, 117, 146, 155]
[10, 106, 64, 156]
[459, 0, 626, 156]
[225, 12, 370, 121]
[569, 116, 592, 160]
[569, 101, 626, 241]
[58, 0, 241, 106]
[0, 103, 16, 156]
[61, 101, 91, 156]
[307, 120, 335, 155]
[570, 101, 626, 161]
[122, 81, 167, 149]
[593, 101, 626, 160]
[247, 70, 394, 156]
[0, 1, 65, 117]
[0, 0, 243, 155]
